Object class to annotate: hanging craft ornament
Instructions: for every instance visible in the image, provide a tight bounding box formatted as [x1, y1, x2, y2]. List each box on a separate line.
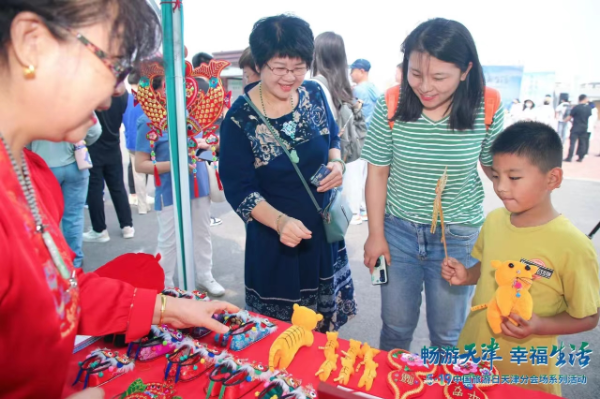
[133, 58, 230, 196]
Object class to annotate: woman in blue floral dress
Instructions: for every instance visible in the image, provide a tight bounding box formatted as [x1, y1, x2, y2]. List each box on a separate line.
[219, 15, 357, 331]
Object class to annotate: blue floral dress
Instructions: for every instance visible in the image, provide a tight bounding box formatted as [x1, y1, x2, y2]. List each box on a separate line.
[219, 81, 357, 331]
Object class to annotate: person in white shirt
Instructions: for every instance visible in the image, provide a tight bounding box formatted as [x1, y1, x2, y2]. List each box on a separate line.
[587, 102, 597, 155]
[509, 98, 522, 125]
[555, 99, 571, 143]
[520, 99, 536, 122]
[536, 95, 555, 128]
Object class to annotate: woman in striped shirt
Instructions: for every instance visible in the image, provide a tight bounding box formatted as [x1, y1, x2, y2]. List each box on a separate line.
[361, 18, 504, 351]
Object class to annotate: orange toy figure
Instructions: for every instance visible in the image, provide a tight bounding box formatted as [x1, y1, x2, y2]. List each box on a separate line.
[356, 344, 380, 372]
[430, 167, 449, 260]
[268, 305, 323, 372]
[315, 353, 338, 382]
[471, 260, 538, 334]
[358, 359, 379, 391]
[340, 339, 362, 363]
[333, 356, 355, 386]
[318, 331, 339, 359]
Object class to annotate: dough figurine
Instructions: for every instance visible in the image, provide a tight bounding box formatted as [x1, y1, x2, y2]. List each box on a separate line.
[358, 359, 379, 391]
[356, 344, 380, 372]
[341, 339, 362, 362]
[268, 304, 323, 371]
[471, 260, 538, 334]
[318, 331, 339, 359]
[315, 353, 338, 382]
[333, 356, 355, 386]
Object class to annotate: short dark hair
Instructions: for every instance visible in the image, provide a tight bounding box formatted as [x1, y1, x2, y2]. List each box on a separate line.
[0, 0, 161, 66]
[579, 94, 587, 102]
[393, 18, 485, 131]
[249, 14, 314, 70]
[127, 70, 140, 85]
[238, 47, 258, 74]
[490, 121, 563, 172]
[192, 52, 213, 68]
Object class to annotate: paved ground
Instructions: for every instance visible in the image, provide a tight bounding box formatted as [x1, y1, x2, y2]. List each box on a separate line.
[80, 133, 600, 399]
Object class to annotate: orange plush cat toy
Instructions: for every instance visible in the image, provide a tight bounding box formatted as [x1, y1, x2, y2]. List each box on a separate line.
[471, 260, 538, 334]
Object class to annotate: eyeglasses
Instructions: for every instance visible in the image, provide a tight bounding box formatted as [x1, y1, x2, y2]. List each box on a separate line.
[265, 63, 307, 77]
[66, 28, 133, 87]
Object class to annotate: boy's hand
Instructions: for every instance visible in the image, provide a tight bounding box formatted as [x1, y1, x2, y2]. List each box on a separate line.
[501, 313, 541, 339]
[441, 257, 468, 285]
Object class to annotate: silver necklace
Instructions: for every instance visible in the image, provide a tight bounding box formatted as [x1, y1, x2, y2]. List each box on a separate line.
[0, 133, 77, 289]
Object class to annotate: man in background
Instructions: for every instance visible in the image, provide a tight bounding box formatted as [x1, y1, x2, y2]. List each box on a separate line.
[555, 98, 570, 143]
[84, 88, 135, 242]
[124, 71, 153, 214]
[350, 59, 381, 127]
[564, 94, 592, 162]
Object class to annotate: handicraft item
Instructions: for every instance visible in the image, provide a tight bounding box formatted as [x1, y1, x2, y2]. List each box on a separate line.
[431, 166, 449, 260]
[73, 348, 135, 389]
[268, 304, 323, 371]
[117, 378, 180, 399]
[386, 349, 437, 399]
[133, 58, 230, 198]
[127, 325, 186, 362]
[470, 260, 538, 334]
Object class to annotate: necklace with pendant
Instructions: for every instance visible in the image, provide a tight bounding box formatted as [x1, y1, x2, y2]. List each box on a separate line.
[0, 133, 77, 289]
[259, 83, 300, 164]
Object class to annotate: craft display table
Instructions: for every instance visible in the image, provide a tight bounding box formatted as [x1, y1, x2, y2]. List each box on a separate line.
[63, 317, 562, 399]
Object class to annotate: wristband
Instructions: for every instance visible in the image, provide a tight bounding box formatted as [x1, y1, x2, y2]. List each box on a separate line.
[329, 158, 346, 174]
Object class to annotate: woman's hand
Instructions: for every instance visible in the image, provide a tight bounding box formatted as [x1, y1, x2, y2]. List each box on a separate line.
[196, 137, 211, 150]
[441, 257, 469, 285]
[278, 216, 312, 247]
[66, 388, 105, 399]
[159, 298, 239, 334]
[363, 233, 391, 274]
[317, 162, 344, 193]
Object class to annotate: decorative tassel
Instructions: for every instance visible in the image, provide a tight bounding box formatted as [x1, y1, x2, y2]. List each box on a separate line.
[194, 174, 200, 198]
[154, 165, 161, 187]
[215, 169, 223, 190]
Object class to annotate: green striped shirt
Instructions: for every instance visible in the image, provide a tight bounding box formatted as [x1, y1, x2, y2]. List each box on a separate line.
[361, 96, 504, 226]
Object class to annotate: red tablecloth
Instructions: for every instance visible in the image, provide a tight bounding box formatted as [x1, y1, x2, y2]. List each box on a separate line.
[64, 319, 562, 399]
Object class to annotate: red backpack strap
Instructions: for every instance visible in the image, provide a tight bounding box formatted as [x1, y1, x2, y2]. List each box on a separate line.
[483, 87, 501, 131]
[385, 85, 400, 130]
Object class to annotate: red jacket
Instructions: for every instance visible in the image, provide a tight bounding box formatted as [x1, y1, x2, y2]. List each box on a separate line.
[0, 149, 160, 398]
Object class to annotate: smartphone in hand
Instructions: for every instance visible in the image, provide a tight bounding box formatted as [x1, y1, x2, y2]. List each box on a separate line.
[371, 255, 388, 285]
[310, 164, 331, 187]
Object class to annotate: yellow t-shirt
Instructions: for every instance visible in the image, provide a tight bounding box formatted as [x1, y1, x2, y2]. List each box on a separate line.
[458, 208, 600, 396]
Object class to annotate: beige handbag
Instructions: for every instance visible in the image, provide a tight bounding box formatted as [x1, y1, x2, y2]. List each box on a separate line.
[206, 161, 226, 203]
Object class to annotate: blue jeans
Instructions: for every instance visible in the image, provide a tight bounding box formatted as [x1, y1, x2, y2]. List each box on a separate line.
[380, 214, 479, 351]
[50, 163, 90, 268]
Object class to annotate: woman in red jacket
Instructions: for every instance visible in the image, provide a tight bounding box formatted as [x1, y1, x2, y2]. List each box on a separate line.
[0, 1, 237, 398]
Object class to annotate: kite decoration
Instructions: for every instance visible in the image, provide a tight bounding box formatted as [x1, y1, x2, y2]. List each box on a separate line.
[133, 58, 230, 197]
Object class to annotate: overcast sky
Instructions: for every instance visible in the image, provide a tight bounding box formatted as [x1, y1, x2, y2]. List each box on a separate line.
[166, 0, 599, 89]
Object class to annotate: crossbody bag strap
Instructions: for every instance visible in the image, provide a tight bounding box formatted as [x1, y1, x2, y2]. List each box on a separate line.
[243, 94, 323, 214]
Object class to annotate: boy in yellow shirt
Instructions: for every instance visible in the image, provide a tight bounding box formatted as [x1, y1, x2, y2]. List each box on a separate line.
[441, 121, 600, 396]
